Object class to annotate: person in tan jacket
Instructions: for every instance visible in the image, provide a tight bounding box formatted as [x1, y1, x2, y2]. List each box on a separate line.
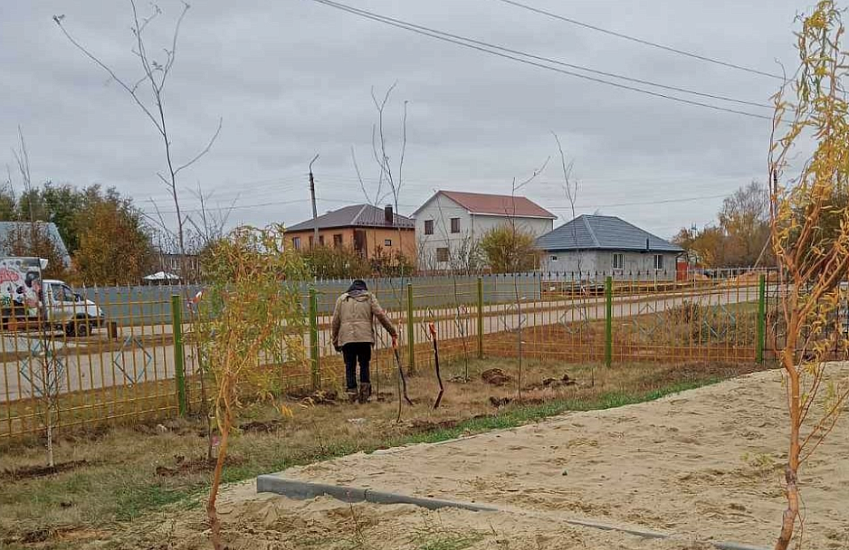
[331, 279, 397, 403]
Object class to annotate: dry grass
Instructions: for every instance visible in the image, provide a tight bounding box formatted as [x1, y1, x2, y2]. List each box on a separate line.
[0, 356, 769, 549]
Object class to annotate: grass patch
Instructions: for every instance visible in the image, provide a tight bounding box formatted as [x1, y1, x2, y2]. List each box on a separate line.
[114, 485, 191, 522]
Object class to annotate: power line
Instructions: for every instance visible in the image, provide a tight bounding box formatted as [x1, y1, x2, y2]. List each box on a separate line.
[142, 177, 309, 202]
[141, 197, 312, 215]
[309, 0, 770, 110]
[549, 192, 730, 210]
[140, 189, 732, 217]
[306, 0, 773, 120]
[493, 0, 784, 81]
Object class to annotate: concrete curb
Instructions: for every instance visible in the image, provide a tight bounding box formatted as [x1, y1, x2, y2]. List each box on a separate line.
[256, 475, 496, 512]
[256, 475, 769, 550]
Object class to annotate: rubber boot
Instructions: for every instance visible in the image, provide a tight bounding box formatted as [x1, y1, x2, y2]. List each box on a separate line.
[346, 388, 358, 404]
[358, 383, 372, 404]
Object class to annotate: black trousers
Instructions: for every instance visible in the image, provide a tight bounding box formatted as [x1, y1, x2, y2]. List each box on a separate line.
[342, 342, 372, 390]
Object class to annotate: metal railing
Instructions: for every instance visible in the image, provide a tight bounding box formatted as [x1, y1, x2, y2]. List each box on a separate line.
[0, 271, 772, 442]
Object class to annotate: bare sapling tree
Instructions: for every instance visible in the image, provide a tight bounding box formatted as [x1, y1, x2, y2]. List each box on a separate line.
[196, 225, 308, 550]
[506, 160, 549, 400]
[54, 2, 222, 279]
[8, 130, 62, 468]
[350, 84, 411, 388]
[352, 82, 410, 272]
[768, 2, 849, 548]
[552, 133, 593, 384]
[187, 183, 238, 251]
[431, 193, 475, 380]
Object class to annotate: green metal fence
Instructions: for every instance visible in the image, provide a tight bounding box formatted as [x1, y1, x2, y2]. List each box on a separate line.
[1, 272, 772, 442]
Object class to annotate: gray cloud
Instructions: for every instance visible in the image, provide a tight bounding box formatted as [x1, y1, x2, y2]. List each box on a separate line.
[0, 0, 806, 238]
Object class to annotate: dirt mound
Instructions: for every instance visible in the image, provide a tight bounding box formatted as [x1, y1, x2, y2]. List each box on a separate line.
[524, 373, 578, 391]
[481, 368, 512, 386]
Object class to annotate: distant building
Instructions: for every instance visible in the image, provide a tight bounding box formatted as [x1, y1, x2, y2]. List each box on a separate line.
[155, 253, 201, 281]
[285, 204, 415, 260]
[536, 215, 683, 280]
[0, 221, 71, 267]
[412, 190, 555, 271]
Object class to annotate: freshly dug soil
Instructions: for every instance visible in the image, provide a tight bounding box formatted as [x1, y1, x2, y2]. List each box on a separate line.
[481, 368, 512, 386]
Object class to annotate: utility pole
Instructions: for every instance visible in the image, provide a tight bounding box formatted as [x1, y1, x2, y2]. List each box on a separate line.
[308, 154, 320, 247]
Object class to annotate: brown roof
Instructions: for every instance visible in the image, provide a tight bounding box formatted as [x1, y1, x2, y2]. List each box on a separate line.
[286, 204, 414, 232]
[437, 190, 556, 219]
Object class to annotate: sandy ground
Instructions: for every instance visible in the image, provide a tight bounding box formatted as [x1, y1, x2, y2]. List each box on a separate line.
[124, 365, 848, 550]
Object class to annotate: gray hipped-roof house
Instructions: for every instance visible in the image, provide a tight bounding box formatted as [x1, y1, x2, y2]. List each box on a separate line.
[0, 221, 71, 267]
[536, 215, 683, 280]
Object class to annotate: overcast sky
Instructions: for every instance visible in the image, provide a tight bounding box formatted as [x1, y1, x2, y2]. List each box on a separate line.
[0, 0, 808, 238]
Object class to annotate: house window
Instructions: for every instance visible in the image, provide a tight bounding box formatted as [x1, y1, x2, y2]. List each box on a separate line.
[612, 253, 624, 270]
[424, 220, 434, 235]
[308, 236, 314, 248]
[318, 235, 325, 246]
[436, 247, 449, 263]
[654, 254, 664, 270]
[450, 218, 461, 234]
[333, 234, 343, 248]
[384, 239, 392, 247]
[292, 237, 301, 250]
[550, 255, 558, 262]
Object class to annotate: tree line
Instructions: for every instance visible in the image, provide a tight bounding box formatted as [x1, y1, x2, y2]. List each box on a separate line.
[0, 180, 156, 284]
[673, 180, 772, 269]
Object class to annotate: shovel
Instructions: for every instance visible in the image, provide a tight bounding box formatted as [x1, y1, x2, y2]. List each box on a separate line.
[392, 338, 413, 422]
[429, 322, 445, 409]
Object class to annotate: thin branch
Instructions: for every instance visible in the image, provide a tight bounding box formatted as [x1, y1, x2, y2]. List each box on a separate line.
[53, 16, 163, 134]
[351, 147, 374, 206]
[146, 198, 176, 235]
[396, 99, 408, 208]
[160, 2, 191, 88]
[513, 156, 550, 191]
[174, 117, 223, 175]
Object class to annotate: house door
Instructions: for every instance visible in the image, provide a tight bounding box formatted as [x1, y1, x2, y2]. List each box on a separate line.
[353, 229, 367, 256]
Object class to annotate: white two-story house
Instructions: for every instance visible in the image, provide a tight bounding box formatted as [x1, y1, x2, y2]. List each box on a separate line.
[412, 190, 556, 271]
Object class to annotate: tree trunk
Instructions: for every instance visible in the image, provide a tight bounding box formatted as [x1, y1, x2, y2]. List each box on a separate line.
[775, 346, 801, 550]
[207, 423, 230, 550]
[776, 464, 799, 550]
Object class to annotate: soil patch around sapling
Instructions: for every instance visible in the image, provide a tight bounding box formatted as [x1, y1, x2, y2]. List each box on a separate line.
[0, 459, 92, 481]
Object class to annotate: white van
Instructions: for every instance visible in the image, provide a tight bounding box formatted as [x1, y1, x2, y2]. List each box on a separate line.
[0, 257, 105, 337]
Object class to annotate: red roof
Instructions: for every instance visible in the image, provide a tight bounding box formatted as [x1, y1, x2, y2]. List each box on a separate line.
[439, 190, 555, 218]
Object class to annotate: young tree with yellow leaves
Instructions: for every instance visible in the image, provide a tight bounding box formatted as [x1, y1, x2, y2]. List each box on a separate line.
[196, 225, 308, 550]
[769, 2, 849, 548]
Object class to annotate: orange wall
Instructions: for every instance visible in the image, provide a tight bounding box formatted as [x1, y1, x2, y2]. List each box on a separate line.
[365, 227, 416, 258]
[286, 227, 415, 259]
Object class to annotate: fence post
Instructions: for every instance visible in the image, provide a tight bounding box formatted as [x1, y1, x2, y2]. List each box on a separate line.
[171, 294, 188, 416]
[756, 274, 766, 364]
[477, 277, 484, 359]
[604, 276, 613, 367]
[406, 283, 416, 374]
[309, 286, 320, 390]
